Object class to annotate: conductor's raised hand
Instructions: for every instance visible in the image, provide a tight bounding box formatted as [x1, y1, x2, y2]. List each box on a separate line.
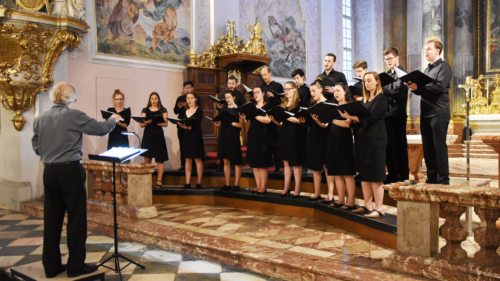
[111, 113, 123, 122]
[213, 121, 221, 127]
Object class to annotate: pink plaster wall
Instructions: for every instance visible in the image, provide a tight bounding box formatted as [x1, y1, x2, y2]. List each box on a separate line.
[65, 41, 185, 168]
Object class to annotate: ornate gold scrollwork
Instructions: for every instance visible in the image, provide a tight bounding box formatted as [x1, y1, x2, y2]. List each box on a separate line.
[192, 20, 268, 69]
[0, 6, 87, 131]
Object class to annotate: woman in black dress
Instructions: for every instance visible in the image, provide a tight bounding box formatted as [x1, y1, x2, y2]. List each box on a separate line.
[305, 80, 329, 200]
[140, 92, 169, 188]
[243, 87, 272, 194]
[178, 93, 205, 189]
[107, 89, 131, 149]
[212, 91, 244, 191]
[327, 83, 356, 209]
[339, 72, 388, 217]
[270, 81, 304, 197]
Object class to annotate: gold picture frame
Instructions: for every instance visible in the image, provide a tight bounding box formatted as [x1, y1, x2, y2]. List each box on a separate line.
[486, 0, 500, 72]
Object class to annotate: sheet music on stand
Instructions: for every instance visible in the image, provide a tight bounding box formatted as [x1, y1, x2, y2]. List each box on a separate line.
[89, 147, 147, 163]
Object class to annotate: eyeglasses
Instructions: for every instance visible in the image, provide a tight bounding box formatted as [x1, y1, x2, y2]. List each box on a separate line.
[114, 98, 124, 100]
[284, 88, 293, 91]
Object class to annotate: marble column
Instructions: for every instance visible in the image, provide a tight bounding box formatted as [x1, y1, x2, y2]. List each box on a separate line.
[383, 0, 407, 68]
[473, 207, 500, 267]
[452, 0, 474, 116]
[353, 0, 384, 73]
[406, 0, 423, 119]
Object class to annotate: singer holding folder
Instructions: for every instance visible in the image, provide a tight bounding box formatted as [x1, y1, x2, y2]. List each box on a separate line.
[211, 91, 244, 191]
[305, 80, 329, 201]
[270, 82, 304, 197]
[32, 82, 120, 278]
[178, 92, 205, 189]
[242, 87, 273, 194]
[139, 92, 169, 188]
[106, 89, 131, 149]
[339, 72, 388, 218]
[407, 38, 452, 185]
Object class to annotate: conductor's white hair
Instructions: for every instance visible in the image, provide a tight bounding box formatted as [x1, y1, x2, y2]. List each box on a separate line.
[49, 82, 76, 105]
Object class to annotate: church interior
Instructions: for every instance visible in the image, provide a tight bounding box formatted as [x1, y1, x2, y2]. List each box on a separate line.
[0, 0, 499, 280]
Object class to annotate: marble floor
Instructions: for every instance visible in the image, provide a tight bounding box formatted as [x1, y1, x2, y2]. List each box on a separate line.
[0, 209, 275, 281]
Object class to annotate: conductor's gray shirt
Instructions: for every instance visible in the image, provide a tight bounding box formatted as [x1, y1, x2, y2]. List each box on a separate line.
[32, 104, 116, 164]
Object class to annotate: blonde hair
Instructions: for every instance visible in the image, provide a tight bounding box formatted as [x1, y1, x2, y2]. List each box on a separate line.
[280, 81, 299, 110]
[49, 82, 76, 105]
[425, 38, 443, 55]
[362, 72, 383, 102]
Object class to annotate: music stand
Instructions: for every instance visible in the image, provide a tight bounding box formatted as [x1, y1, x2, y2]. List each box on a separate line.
[89, 147, 147, 279]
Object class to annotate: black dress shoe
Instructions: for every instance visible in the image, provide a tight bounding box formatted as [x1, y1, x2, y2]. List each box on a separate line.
[183, 184, 191, 189]
[232, 185, 240, 192]
[195, 184, 203, 189]
[67, 264, 97, 277]
[45, 265, 66, 278]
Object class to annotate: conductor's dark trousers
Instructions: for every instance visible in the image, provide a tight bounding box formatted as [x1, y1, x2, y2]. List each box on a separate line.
[43, 161, 87, 274]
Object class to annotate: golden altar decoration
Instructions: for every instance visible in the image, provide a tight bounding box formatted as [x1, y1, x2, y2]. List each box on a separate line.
[459, 74, 500, 115]
[0, 3, 88, 131]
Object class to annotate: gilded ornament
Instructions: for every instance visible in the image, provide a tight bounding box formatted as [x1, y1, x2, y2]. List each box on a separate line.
[0, 5, 88, 131]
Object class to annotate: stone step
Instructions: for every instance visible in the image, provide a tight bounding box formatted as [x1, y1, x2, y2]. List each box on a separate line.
[449, 153, 498, 159]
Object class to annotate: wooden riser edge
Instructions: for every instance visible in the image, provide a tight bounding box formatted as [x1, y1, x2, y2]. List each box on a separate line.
[153, 194, 397, 250]
[158, 173, 398, 207]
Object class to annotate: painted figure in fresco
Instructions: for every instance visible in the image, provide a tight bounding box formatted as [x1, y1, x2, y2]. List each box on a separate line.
[108, 0, 141, 54]
[144, 0, 181, 53]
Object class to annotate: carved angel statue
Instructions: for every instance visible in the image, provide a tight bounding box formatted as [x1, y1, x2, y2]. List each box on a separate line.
[51, 0, 85, 20]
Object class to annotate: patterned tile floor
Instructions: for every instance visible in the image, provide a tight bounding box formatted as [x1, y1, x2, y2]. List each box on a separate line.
[0, 209, 276, 281]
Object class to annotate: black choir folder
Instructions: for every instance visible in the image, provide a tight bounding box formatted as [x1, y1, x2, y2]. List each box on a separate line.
[167, 117, 197, 126]
[237, 102, 266, 119]
[101, 107, 131, 120]
[132, 115, 165, 124]
[399, 70, 435, 86]
[378, 72, 397, 87]
[89, 147, 147, 163]
[206, 110, 238, 125]
[338, 101, 370, 116]
[208, 95, 227, 107]
[267, 107, 294, 122]
[308, 102, 340, 123]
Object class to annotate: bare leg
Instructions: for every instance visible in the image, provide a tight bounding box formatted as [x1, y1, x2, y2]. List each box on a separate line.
[312, 170, 322, 198]
[234, 165, 241, 186]
[143, 157, 152, 164]
[292, 166, 302, 196]
[282, 161, 291, 194]
[361, 181, 374, 211]
[334, 176, 346, 205]
[156, 162, 164, 185]
[324, 168, 335, 201]
[195, 158, 204, 185]
[252, 168, 261, 191]
[371, 182, 385, 211]
[223, 159, 231, 186]
[185, 158, 192, 184]
[261, 168, 268, 192]
[345, 175, 356, 206]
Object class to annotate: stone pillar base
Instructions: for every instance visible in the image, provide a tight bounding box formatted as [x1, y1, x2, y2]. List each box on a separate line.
[397, 200, 439, 257]
[0, 179, 32, 211]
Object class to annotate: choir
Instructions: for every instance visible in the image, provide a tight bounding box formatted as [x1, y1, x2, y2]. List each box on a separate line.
[105, 39, 451, 217]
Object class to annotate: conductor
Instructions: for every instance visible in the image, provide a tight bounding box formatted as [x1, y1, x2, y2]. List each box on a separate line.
[32, 82, 121, 278]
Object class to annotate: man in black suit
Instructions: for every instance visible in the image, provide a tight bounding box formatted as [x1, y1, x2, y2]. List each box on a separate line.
[408, 38, 452, 185]
[320, 53, 347, 99]
[383, 47, 409, 183]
